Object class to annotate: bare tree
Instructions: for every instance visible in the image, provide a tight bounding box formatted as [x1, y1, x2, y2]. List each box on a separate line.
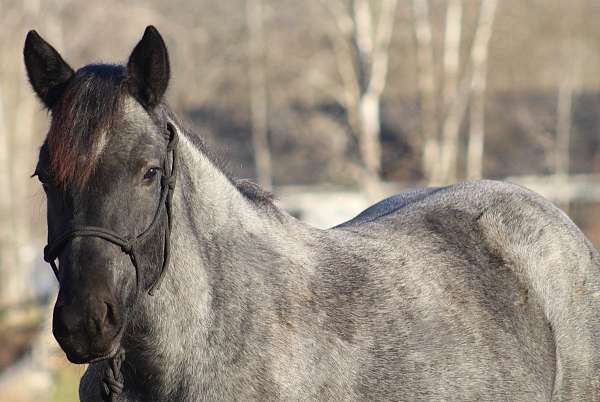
[466, 0, 498, 180]
[0, 77, 19, 307]
[411, 0, 438, 182]
[316, 0, 398, 198]
[247, 0, 273, 190]
[411, 0, 498, 185]
[432, 0, 464, 184]
[442, 0, 462, 112]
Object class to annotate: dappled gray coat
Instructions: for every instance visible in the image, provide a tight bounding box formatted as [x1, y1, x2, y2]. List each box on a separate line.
[24, 26, 600, 402]
[80, 167, 600, 401]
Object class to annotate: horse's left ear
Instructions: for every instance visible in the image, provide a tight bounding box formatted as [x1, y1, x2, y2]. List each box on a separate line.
[127, 26, 170, 110]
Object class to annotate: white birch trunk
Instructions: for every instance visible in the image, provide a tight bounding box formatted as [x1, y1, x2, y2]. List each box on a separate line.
[442, 0, 462, 112]
[0, 79, 19, 307]
[436, 0, 497, 185]
[357, 92, 382, 177]
[315, 0, 397, 198]
[466, 0, 498, 181]
[556, 71, 574, 178]
[247, 0, 273, 190]
[555, 44, 578, 215]
[411, 0, 438, 183]
[433, 0, 464, 184]
[352, 0, 397, 198]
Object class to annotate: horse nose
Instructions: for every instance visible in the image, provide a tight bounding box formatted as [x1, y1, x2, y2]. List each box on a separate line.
[53, 301, 83, 338]
[54, 296, 120, 338]
[86, 299, 119, 336]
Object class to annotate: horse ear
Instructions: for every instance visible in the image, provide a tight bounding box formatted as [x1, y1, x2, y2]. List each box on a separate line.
[24, 30, 74, 109]
[127, 26, 170, 109]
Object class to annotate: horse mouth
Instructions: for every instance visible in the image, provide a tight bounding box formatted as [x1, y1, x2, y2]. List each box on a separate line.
[65, 343, 120, 364]
[58, 325, 125, 364]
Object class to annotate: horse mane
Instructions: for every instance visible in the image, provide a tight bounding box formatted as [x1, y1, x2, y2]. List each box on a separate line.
[48, 64, 126, 190]
[234, 179, 275, 206]
[161, 108, 276, 208]
[47, 63, 275, 207]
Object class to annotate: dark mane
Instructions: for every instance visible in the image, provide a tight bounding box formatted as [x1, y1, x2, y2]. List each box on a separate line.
[161, 108, 276, 208]
[234, 179, 275, 206]
[48, 64, 126, 189]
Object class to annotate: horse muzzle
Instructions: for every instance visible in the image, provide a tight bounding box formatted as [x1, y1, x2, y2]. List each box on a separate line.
[52, 295, 123, 364]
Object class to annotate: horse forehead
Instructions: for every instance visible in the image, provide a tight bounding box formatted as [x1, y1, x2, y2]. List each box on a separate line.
[105, 97, 159, 152]
[114, 96, 150, 131]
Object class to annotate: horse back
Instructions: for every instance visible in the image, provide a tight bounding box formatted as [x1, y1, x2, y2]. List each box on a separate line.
[319, 180, 600, 400]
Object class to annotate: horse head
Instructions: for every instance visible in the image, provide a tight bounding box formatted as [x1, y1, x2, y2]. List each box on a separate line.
[25, 26, 175, 364]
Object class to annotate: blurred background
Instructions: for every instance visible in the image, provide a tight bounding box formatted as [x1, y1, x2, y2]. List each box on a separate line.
[2, 0, 600, 400]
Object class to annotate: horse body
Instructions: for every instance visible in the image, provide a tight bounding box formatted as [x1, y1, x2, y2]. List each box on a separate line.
[24, 27, 600, 401]
[81, 130, 597, 401]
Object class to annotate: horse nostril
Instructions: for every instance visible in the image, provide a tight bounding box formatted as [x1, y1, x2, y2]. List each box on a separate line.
[91, 301, 108, 335]
[104, 301, 118, 327]
[86, 299, 120, 336]
[53, 302, 82, 338]
[94, 300, 121, 334]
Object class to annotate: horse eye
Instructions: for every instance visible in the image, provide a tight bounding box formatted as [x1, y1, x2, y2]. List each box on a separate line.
[143, 167, 160, 180]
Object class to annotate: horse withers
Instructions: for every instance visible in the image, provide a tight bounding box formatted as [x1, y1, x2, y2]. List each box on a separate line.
[25, 26, 600, 401]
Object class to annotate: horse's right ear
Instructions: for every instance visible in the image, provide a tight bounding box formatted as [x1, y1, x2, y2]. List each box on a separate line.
[24, 30, 74, 109]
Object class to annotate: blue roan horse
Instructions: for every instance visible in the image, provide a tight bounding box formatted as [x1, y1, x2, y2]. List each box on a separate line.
[25, 26, 600, 401]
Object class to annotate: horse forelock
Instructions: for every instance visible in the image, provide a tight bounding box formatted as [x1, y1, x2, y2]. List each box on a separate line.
[46, 63, 276, 210]
[48, 64, 126, 190]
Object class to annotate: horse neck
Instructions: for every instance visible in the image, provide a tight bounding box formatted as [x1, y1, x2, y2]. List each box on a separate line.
[126, 127, 306, 397]
[151, 127, 269, 314]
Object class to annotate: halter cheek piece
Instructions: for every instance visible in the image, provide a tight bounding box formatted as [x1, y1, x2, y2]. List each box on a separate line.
[42, 123, 178, 402]
[43, 123, 178, 297]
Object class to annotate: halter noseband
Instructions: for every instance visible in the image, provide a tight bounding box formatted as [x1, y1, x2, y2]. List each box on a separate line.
[43, 122, 178, 297]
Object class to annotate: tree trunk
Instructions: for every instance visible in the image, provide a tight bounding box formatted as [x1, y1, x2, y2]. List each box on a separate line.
[317, 0, 396, 199]
[432, 0, 463, 184]
[411, 0, 438, 183]
[556, 71, 574, 179]
[357, 91, 382, 177]
[247, 0, 272, 190]
[435, 76, 471, 184]
[434, 0, 498, 185]
[555, 46, 577, 215]
[442, 0, 462, 112]
[0, 80, 19, 307]
[351, 0, 397, 198]
[466, 0, 498, 181]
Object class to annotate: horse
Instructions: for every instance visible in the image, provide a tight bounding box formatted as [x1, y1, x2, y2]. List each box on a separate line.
[24, 26, 600, 401]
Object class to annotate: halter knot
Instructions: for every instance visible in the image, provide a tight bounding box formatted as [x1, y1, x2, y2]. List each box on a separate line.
[120, 241, 134, 254]
[161, 175, 176, 189]
[101, 349, 125, 401]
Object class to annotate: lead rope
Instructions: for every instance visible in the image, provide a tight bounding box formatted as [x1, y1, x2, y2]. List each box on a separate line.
[101, 349, 125, 401]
